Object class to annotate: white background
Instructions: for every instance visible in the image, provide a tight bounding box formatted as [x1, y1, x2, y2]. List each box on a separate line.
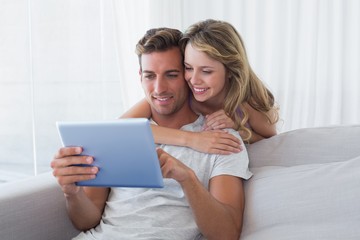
[0, 0, 359, 181]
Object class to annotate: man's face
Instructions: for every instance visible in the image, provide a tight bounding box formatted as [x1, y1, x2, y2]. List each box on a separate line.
[140, 47, 188, 116]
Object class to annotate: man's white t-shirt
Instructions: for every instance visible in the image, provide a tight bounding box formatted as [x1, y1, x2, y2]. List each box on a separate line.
[73, 115, 252, 240]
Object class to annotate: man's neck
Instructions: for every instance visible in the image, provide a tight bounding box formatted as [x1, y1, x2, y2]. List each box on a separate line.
[151, 105, 198, 129]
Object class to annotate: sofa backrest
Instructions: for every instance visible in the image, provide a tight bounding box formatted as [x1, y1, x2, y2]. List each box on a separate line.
[247, 124, 360, 167]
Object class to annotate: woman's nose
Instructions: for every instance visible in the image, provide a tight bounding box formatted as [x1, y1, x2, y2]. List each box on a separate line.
[187, 71, 201, 85]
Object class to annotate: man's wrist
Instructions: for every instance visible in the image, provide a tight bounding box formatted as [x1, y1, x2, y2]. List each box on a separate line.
[64, 187, 83, 200]
[179, 169, 197, 189]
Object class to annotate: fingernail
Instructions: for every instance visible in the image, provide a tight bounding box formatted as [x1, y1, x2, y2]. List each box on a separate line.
[86, 157, 92, 163]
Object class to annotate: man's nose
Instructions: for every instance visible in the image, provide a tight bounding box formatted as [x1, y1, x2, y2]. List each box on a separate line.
[154, 78, 167, 94]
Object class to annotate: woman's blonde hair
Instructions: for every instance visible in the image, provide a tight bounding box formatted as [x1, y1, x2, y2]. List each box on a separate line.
[180, 19, 279, 141]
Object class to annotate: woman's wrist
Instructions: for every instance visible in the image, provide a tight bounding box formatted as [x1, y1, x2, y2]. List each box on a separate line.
[182, 131, 196, 148]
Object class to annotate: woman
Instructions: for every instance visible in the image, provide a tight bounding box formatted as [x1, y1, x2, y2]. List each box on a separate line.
[122, 19, 279, 153]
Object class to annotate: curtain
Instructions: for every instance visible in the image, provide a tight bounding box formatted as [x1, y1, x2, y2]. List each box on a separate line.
[113, 0, 360, 131]
[0, 0, 359, 180]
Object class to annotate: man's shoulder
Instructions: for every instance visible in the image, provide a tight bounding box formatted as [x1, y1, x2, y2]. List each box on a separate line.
[180, 115, 205, 132]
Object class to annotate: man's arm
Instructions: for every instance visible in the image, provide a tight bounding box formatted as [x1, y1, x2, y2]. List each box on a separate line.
[157, 148, 244, 240]
[182, 174, 244, 240]
[51, 147, 110, 230]
[64, 187, 109, 230]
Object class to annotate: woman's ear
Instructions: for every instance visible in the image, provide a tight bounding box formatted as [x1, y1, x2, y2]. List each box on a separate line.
[225, 71, 232, 80]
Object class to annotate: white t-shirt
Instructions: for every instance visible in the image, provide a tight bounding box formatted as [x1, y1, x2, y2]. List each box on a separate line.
[73, 115, 252, 240]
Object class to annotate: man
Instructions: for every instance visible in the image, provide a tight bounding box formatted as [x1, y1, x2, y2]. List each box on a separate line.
[51, 27, 252, 240]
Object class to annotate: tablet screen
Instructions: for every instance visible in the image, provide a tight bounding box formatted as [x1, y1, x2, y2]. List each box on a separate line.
[56, 118, 164, 188]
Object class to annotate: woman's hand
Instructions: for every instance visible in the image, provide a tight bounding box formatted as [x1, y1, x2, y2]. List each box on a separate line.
[187, 130, 242, 155]
[203, 110, 235, 131]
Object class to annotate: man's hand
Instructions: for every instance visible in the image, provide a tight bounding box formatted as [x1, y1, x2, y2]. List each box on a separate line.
[51, 147, 108, 231]
[50, 147, 99, 197]
[157, 148, 193, 183]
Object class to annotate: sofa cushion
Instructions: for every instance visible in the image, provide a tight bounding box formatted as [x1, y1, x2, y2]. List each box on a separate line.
[241, 156, 360, 240]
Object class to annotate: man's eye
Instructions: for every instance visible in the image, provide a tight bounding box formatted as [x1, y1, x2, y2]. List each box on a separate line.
[167, 74, 179, 78]
[144, 75, 155, 80]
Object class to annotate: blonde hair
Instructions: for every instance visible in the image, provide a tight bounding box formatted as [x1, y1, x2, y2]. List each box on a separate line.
[180, 19, 279, 141]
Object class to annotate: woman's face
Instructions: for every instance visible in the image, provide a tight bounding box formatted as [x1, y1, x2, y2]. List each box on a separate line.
[184, 43, 227, 103]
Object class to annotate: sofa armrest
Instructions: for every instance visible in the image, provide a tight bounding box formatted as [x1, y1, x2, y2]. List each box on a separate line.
[0, 172, 80, 240]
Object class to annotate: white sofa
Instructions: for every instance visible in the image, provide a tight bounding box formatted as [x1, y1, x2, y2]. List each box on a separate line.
[1, 125, 359, 240]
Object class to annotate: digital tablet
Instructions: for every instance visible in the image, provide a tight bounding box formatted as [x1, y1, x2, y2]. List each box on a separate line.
[56, 118, 164, 188]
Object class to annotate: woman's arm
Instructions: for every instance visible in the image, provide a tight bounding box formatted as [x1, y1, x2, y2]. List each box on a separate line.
[153, 126, 242, 154]
[120, 99, 242, 154]
[243, 103, 277, 143]
[203, 106, 278, 144]
[120, 98, 152, 118]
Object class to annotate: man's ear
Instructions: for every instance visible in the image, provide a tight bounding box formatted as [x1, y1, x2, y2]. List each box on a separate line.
[139, 69, 142, 82]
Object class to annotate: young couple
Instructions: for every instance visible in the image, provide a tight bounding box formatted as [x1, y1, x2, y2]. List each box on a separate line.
[51, 19, 279, 240]
[124, 19, 279, 151]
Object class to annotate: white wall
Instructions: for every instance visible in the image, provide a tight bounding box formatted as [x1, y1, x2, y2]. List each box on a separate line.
[1, 0, 359, 181]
